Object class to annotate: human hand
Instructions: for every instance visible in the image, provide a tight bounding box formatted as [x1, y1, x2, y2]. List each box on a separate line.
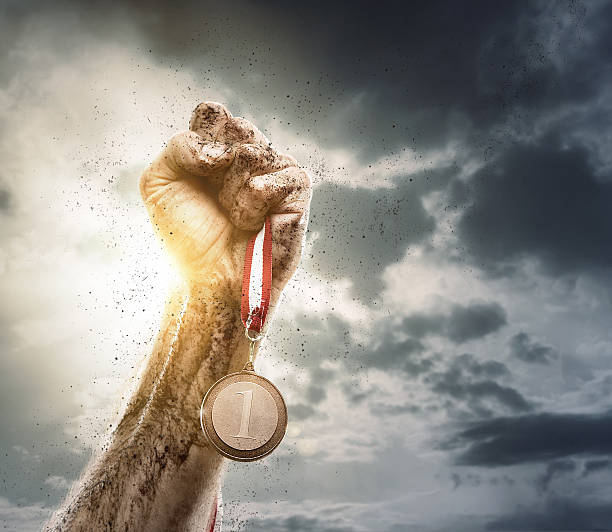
[139, 102, 311, 302]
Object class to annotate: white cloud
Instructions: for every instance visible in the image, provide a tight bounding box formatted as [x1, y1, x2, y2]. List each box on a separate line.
[43, 476, 71, 491]
[0, 497, 50, 532]
[263, 112, 464, 189]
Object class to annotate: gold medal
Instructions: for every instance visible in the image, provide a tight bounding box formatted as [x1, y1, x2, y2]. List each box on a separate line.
[200, 365, 287, 461]
[200, 217, 288, 461]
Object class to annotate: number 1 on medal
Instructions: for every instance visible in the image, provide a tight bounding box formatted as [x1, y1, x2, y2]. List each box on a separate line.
[233, 390, 256, 439]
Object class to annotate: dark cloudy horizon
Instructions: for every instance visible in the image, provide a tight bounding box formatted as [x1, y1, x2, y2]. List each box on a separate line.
[2, 1, 612, 530]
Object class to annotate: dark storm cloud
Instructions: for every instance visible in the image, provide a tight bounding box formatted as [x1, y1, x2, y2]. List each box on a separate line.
[451, 471, 482, 490]
[6, 0, 603, 166]
[356, 302, 506, 380]
[445, 303, 507, 344]
[448, 410, 612, 466]
[536, 459, 576, 493]
[436, 353, 511, 384]
[431, 362, 531, 415]
[401, 302, 507, 344]
[0, 188, 10, 211]
[582, 458, 611, 477]
[452, 353, 509, 380]
[363, 324, 527, 416]
[363, 336, 428, 375]
[245, 514, 354, 532]
[486, 497, 612, 532]
[509, 332, 557, 364]
[454, 138, 612, 276]
[292, 307, 518, 419]
[64, 0, 606, 161]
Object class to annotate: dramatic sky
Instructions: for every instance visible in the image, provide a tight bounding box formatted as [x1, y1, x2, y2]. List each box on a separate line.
[2, 1, 612, 530]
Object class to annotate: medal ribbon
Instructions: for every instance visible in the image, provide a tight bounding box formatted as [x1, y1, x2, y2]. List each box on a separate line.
[241, 217, 272, 335]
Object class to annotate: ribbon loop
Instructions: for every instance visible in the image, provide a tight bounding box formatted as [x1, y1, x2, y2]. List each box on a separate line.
[241, 217, 272, 334]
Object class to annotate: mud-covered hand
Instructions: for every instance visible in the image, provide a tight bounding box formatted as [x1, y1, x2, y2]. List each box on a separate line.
[139, 102, 311, 301]
[44, 103, 312, 532]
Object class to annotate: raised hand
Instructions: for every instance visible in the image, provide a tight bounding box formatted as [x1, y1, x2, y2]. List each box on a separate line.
[44, 104, 311, 532]
[139, 102, 311, 300]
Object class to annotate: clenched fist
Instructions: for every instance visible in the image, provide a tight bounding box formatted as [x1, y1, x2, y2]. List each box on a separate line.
[140, 102, 312, 300]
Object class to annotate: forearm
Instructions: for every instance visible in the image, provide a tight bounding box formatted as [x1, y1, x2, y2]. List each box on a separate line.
[44, 279, 251, 531]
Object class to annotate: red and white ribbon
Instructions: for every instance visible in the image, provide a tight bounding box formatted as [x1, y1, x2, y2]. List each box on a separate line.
[207, 490, 223, 532]
[241, 217, 272, 334]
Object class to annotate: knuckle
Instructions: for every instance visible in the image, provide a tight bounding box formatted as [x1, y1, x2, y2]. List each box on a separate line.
[167, 131, 206, 166]
[247, 174, 268, 195]
[234, 144, 272, 173]
[290, 167, 312, 193]
[222, 116, 258, 144]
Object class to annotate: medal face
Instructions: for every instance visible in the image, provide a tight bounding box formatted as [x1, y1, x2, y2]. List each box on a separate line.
[200, 370, 287, 461]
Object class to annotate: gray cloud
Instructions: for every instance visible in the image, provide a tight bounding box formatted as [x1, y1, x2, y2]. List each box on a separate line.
[273, 314, 351, 370]
[486, 497, 612, 532]
[402, 302, 507, 344]
[68, 0, 609, 162]
[0, 188, 10, 211]
[341, 379, 377, 405]
[305, 385, 326, 404]
[536, 459, 576, 493]
[445, 303, 508, 344]
[368, 402, 421, 417]
[509, 333, 557, 365]
[455, 138, 612, 277]
[449, 410, 612, 466]
[431, 367, 531, 416]
[363, 337, 428, 375]
[245, 514, 354, 532]
[306, 171, 449, 301]
[582, 458, 611, 477]
[289, 403, 317, 422]
[452, 354, 509, 380]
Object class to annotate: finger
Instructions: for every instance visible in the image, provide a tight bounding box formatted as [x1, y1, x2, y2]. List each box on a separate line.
[190, 105, 298, 212]
[216, 139, 298, 207]
[228, 166, 311, 231]
[189, 102, 232, 141]
[140, 131, 234, 202]
[228, 165, 312, 289]
[189, 102, 270, 148]
[270, 209, 311, 292]
[218, 115, 271, 147]
[168, 131, 235, 187]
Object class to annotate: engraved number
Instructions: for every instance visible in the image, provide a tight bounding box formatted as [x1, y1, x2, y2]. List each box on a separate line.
[233, 390, 256, 439]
